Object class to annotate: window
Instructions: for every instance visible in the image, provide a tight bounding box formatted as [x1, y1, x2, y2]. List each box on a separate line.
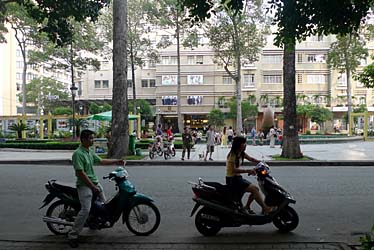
[223, 77, 232, 85]
[187, 75, 203, 85]
[187, 55, 203, 64]
[360, 58, 368, 66]
[297, 53, 303, 63]
[127, 80, 133, 88]
[149, 79, 156, 87]
[16, 83, 21, 91]
[297, 74, 303, 84]
[161, 75, 177, 85]
[262, 55, 282, 64]
[102, 80, 109, 88]
[307, 74, 327, 84]
[358, 96, 366, 105]
[187, 96, 203, 105]
[161, 56, 169, 65]
[141, 79, 148, 88]
[263, 75, 282, 84]
[170, 56, 177, 65]
[187, 56, 195, 64]
[149, 60, 156, 68]
[196, 55, 203, 64]
[101, 61, 110, 70]
[243, 74, 255, 87]
[94, 80, 109, 88]
[309, 35, 324, 42]
[16, 61, 23, 68]
[162, 96, 178, 105]
[307, 54, 326, 63]
[16, 49, 21, 57]
[94, 80, 101, 88]
[16, 73, 22, 80]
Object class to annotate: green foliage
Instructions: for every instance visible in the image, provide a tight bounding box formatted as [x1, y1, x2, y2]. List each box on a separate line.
[17, 77, 69, 114]
[89, 103, 101, 114]
[128, 99, 154, 123]
[297, 104, 332, 126]
[207, 109, 225, 128]
[8, 122, 28, 139]
[52, 107, 73, 115]
[327, 34, 368, 73]
[360, 224, 374, 250]
[305, 130, 311, 135]
[355, 60, 374, 88]
[101, 103, 112, 112]
[226, 98, 258, 120]
[0, 141, 80, 150]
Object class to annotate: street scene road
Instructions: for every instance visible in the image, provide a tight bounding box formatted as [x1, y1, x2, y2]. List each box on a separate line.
[0, 164, 373, 246]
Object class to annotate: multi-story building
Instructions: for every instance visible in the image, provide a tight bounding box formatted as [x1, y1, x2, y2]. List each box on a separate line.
[80, 33, 374, 132]
[2, 25, 374, 132]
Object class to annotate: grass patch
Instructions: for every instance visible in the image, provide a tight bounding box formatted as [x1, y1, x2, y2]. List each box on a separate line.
[272, 154, 312, 161]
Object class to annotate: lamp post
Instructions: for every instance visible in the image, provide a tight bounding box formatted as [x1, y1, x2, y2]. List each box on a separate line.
[156, 108, 161, 128]
[70, 84, 78, 139]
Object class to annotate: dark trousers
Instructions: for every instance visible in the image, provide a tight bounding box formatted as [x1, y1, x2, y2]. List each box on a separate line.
[182, 144, 191, 159]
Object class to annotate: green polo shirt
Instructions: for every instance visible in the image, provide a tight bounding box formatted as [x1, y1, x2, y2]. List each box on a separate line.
[72, 145, 102, 186]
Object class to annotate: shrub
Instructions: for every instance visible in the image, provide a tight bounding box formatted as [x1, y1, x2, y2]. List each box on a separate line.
[305, 130, 311, 135]
[0, 142, 80, 150]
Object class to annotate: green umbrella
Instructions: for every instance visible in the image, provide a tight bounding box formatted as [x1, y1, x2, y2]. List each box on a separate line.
[87, 111, 138, 121]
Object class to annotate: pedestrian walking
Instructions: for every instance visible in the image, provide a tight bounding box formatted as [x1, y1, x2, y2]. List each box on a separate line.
[250, 127, 257, 146]
[181, 127, 192, 160]
[269, 126, 276, 148]
[227, 126, 234, 146]
[258, 129, 264, 146]
[221, 126, 227, 147]
[204, 125, 215, 161]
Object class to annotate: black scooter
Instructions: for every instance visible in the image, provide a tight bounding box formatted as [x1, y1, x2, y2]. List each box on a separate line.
[189, 162, 299, 236]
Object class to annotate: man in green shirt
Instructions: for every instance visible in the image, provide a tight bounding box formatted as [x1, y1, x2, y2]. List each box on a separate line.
[68, 130, 124, 248]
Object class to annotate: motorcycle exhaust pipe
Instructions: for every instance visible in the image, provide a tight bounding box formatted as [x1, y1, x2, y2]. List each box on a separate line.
[42, 216, 74, 226]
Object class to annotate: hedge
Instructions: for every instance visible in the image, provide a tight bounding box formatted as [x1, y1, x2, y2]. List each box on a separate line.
[0, 142, 80, 150]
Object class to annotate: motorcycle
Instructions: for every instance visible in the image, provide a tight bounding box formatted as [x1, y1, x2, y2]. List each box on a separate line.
[40, 166, 160, 236]
[149, 137, 163, 159]
[163, 136, 176, 160]
[189, 162, 299, 236]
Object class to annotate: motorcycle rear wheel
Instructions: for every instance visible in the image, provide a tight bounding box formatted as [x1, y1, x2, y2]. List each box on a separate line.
[195, 207, 222, 236]
[126, 202, 160, 236]
[273, 206, 299, 232]
[46, 200, 76, 235]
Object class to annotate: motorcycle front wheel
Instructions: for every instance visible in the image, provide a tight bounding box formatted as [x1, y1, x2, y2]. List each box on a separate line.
[195, 207, 221, 236]
[126, 202, 160, 236]
[46, 200, 76, 235]
[273, 206, 299, 232]
[149, 150, 155, 159]
[171, 148, 176, 157]
[156, 147, 163, 156]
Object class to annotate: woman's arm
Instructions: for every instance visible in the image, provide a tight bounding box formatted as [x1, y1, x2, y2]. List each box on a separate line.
[227, 155, 256, 175]
[244, 153, 260, 165]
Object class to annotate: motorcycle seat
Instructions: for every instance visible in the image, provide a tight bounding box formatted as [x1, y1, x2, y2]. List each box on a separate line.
[203, 182, 231, 197]
[52, 181, 78, 196]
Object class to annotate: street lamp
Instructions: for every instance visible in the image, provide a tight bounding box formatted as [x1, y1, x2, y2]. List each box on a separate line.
[70, 84, 78, 139]
[156, 108, 161, 127]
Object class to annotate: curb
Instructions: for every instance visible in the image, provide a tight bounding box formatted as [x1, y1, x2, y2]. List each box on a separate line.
[0, 159, 374, 166]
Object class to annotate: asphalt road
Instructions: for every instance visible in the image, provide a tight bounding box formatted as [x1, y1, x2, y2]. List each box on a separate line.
[0, 164, 373, 245]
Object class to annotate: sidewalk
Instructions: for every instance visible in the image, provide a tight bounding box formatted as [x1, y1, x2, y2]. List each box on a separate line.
[1, 141, 374, 165]
[0, 240, 355, 250]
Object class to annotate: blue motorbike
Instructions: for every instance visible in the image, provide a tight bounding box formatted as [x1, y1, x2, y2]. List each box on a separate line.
[40, 167, 160, 236]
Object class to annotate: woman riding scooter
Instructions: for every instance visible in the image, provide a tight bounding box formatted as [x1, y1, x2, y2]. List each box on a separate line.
[226, 136, 276, 215]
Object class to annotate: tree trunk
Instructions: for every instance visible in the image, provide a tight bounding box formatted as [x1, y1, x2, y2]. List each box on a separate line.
[281, 41, 303, 158]
[235, 56, 243, 133]
[176, 8, 183, 133]
[109, 0, 129, 158]
[130, 41, 137, 115]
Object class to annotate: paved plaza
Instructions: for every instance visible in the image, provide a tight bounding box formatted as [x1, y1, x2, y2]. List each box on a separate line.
[1, 140, 374, 162]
